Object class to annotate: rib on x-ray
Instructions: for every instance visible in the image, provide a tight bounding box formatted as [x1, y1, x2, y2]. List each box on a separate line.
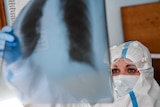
[11, 0, 113, 104]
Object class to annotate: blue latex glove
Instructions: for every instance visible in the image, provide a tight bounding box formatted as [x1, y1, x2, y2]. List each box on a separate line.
[0, 26, 21, 65]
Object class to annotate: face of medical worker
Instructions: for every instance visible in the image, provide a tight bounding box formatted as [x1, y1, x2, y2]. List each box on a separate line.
[111, 58, 140, 76]
[111, 58, 140, 98]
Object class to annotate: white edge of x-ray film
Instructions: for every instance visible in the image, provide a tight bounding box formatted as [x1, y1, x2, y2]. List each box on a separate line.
[3, 0, 29, 26]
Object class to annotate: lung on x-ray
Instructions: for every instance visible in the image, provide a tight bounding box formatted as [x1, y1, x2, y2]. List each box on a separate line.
[11, 0, 113, 104]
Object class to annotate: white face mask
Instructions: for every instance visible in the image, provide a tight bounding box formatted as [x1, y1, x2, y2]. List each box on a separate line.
[113, 75, 139, 98]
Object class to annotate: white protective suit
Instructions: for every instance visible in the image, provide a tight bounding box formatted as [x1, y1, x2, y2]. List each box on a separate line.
[103, 40, 160, 107]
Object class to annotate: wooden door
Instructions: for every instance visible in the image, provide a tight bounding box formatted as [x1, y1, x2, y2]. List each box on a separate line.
[0, 0, 7, 29]
[121, 2, 160, 85]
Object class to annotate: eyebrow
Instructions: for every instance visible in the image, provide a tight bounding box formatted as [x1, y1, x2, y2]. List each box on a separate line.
[111, 65, 118, 68]
[111, 64, 136, 68]
[126, 64, 136, 67]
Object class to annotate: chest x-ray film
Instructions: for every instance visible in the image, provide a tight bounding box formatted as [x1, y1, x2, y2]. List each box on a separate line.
[11, 0, 113, 104]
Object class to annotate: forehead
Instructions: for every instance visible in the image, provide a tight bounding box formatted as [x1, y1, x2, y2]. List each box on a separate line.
[112, 58, 136, 67]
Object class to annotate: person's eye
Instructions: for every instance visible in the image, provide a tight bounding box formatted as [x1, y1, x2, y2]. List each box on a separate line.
[127, 68, 137, 73]
[112, 68, 120, 74]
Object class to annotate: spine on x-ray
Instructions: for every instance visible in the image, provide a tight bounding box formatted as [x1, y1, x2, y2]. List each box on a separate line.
[3, 0, 29, 25]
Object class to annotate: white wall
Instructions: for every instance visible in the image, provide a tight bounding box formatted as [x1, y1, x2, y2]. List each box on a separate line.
[106, 0, 159, 47]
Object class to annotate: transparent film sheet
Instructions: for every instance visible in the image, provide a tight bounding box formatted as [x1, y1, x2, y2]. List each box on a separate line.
[8, 0, 114, 104]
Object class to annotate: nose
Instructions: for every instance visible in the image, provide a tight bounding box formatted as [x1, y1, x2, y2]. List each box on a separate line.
[119, 68, 128, 75]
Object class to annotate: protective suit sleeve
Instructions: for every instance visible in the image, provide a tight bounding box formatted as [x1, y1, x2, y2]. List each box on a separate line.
[3, 56, 78, 104]
[3, 57, 54, 103]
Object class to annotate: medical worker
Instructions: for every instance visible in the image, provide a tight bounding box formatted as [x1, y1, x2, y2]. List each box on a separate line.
[106, 41, 160, 107]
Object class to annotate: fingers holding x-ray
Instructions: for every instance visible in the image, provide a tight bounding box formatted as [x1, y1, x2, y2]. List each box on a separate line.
[0, 34, 11, 58]
[0, 27, 15, 56]
[0, 26, 15, 45]
[0, 32, 15, 43]
[0, 26, 21, 65]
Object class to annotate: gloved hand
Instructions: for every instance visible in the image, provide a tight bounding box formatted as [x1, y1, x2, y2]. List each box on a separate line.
[0, 26, 21, 65]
